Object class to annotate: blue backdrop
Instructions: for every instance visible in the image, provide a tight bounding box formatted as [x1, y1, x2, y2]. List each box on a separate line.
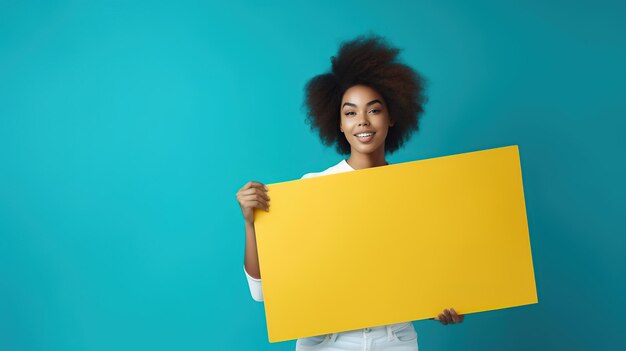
[1, 1, 624, 350]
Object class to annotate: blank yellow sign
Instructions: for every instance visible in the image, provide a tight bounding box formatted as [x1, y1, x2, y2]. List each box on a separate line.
[254, 145, 537, 342]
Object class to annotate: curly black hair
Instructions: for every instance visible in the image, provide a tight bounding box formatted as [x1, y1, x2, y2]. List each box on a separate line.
[304, 35, 427, 155]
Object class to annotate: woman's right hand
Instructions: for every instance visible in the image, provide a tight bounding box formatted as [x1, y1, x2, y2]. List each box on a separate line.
[236, 181, 270, 225]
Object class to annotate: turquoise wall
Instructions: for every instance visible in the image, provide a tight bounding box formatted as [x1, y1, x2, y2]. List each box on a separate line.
[1, 0, 624, 350]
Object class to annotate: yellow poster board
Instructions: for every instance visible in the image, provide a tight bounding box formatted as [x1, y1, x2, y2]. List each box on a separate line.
[254, 145, 537, 342]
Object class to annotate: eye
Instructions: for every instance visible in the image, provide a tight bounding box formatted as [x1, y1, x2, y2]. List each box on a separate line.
[369, 109, 381, 114]
[344, 111, 356, 117]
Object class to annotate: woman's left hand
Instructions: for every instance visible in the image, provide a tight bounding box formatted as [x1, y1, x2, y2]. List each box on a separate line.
[435, 308, 464, 325]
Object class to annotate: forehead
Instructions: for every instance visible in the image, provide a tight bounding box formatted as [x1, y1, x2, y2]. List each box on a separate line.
[341, 85, 384, 104]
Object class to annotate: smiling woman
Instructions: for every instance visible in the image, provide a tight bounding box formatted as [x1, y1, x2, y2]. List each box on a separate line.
[235, 34, 464, 351]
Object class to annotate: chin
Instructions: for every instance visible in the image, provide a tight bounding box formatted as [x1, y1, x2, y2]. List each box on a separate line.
[353, 144, 384, 155]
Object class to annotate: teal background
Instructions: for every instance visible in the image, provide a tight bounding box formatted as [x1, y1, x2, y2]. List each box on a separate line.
[1, 0, 624, 350]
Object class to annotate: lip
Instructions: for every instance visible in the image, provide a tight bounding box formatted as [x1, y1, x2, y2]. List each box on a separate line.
[353, 130, 376, 136]
[353, 131, 376, 144]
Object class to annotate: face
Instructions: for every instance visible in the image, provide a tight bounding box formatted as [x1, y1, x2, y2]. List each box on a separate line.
[340, 85, 394, 156]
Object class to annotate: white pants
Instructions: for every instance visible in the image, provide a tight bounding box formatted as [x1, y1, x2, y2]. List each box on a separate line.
[295, 322, 418, 351]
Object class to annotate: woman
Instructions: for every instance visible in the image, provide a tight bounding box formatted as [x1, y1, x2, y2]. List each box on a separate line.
[236, 35, 464, 350]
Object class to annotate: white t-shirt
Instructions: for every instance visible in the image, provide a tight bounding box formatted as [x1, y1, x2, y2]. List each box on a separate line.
[244, 159, 355, 301]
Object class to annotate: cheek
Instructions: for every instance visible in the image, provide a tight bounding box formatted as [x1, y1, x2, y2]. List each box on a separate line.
[340, 118, 354, 132]
[374, 116, 392, 130]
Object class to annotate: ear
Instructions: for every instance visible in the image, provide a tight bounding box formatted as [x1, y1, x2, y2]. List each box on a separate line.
[389, 119, 395, 127]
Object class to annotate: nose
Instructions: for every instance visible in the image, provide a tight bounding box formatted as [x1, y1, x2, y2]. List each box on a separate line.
[358, 114, 370, 126]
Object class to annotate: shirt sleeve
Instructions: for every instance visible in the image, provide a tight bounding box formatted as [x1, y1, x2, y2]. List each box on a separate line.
[244, 266, 264, 302]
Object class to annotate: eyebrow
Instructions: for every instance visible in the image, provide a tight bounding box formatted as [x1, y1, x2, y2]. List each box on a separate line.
[342, 99, 384, 109]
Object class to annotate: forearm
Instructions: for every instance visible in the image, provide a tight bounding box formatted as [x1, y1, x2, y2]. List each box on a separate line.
[243, 221, 261, 279]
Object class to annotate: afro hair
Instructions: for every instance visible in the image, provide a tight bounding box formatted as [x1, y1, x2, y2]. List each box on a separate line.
[304, 35, 427, 155]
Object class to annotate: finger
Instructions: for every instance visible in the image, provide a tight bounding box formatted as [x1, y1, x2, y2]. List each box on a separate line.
[252, 181, 268, 191]
[238, 187, 270, 201]
[242, 199, 269, 211]
[450, 308, 461, 323]
[244, 196, 269, 208]
[438, 314, 448, 325]
[240, 181, 268, 192]
[240, 194, 270, 208]
[444, 309, 453, 323]
[237, 181, 267, 193]
[237, 189, 270, 203]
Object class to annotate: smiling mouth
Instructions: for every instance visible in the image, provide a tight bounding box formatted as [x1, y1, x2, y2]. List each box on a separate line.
[354, 132, 375, 143]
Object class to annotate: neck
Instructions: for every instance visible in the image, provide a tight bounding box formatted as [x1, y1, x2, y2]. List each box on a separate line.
[346, 148, 387, 170]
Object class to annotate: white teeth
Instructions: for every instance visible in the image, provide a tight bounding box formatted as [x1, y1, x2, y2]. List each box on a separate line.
[356, 133, 373, 137]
